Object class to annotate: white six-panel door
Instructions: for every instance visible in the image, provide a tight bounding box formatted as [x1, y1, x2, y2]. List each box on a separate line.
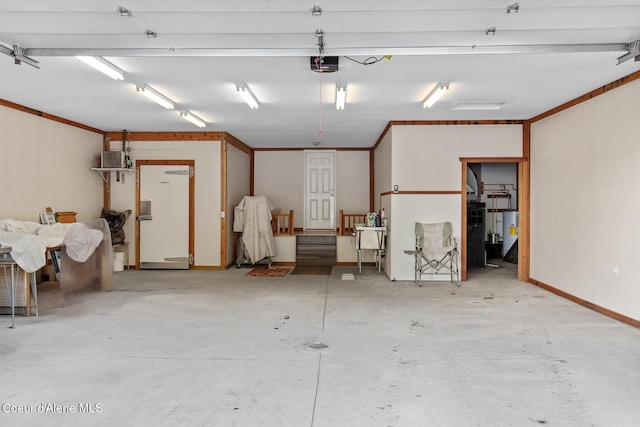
[304, 150, 336, 230]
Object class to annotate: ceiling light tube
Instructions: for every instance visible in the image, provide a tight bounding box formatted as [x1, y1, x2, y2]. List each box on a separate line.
[336, 84, 347, 110]
[236, 83, 259, 109]
[452, 103, 505, 111]
[76, 56, 124, 80]
[422, 83, 450, 108]
[136, 84, 174, 109]
[180, 110, 206, 128]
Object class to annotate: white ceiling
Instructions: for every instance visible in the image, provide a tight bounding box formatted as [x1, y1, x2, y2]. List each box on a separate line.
[1, 0, 639, 148]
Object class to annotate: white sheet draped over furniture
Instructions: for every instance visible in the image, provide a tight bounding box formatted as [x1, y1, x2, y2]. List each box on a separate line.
[0, 218, 112, 315]
[233, 196, 276, 264]
[0, 219, 103, 272]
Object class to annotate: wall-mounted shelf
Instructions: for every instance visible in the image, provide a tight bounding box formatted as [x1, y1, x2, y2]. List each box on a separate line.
[91, 167, 137, 184]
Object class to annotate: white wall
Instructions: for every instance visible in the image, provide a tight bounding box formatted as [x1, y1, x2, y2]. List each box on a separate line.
[0, 105, 104, 222]
[254, 150, 370, 228]
[272, 235, 296, 263]
[388, 194, 462, 281]
[377, 124, 523, 280]
[254, 151, 304, 227]
[530, 79, 640, 321]
[226, 143, 251, 266]
[109, 139, 222, 267]
[336, 150, 370, 214]
[373, 130, 392, 212]
[391, 125, 523, 190]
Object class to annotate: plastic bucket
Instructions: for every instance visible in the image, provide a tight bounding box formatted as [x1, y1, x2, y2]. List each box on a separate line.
[113, 251, 125, 272]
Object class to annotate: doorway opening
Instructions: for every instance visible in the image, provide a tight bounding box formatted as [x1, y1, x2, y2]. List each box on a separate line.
[462, 158, 525, 281]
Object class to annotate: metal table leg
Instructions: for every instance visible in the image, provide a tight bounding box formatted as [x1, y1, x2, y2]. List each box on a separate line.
[30, 272, 38, 317]
[6, 263, 16, 329]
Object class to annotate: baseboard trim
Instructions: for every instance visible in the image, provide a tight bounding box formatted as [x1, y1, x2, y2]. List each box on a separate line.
[528, 278, 640, 329]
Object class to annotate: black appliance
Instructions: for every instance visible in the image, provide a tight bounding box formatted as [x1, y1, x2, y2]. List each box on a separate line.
[467, 202, 486, 267]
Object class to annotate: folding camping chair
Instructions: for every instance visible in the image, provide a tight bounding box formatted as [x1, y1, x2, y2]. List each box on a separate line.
[406, 222, 460, 287]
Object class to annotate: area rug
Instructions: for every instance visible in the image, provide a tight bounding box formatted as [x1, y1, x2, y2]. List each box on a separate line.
[290, 266, 334, 275]
[245, 266, 292, 277]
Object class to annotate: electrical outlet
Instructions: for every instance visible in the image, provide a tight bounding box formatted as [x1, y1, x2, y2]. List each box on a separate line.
[612, 264, 619, 275]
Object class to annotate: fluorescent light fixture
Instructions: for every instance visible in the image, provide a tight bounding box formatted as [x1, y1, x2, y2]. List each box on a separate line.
[236, 83, 259, 109]
[180, 110, 206, 128]
[452, 103, 505, 111]
[76, 56, 125, 80]
[336, 85, 346, 110]
[136, 84, 174, 109]
[422, 83, 450, 108]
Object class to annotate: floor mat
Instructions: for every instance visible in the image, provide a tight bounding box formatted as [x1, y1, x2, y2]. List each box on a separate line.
[290, 266, 334, 275]
[245, 266, 292, 277]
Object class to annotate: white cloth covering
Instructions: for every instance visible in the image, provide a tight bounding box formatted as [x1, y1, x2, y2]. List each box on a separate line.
[233, 196, 276, 264]
[0, 231, 46, 273]
[0, 219, 103, 272]
[63, 223, 104, 263]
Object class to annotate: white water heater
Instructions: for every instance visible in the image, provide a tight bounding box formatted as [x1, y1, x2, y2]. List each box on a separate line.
[502, 211, 518, 256]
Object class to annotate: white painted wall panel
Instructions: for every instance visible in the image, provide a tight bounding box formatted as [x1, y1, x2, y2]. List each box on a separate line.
[336, 151, 369, 214]
[391, 125, 523, 191]
[226, 144, 251, 267]
[254, 151, 304, 228]
[373, 131, 392, 212]
[530, 79, 640, 320]
[271, 235, 296, 263]
[0, 105, 103, 222]
[388, 194, 461, 281]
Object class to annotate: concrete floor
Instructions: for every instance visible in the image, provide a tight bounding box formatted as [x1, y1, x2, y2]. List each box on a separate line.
[1, 262, 640, 427]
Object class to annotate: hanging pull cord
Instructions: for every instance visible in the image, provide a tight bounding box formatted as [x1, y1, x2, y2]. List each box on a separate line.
[315, 56, 323, 135]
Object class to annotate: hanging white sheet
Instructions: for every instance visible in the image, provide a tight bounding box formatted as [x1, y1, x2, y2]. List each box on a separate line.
[233, 196, 276, 264]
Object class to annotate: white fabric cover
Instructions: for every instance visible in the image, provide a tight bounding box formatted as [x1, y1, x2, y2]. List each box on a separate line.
[0, 219, 104, 272]
[233, 196, 276, 263]
[355, 227, 385, 250]
[0, 231, 46, 273]
[63, 223, 104, 263]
